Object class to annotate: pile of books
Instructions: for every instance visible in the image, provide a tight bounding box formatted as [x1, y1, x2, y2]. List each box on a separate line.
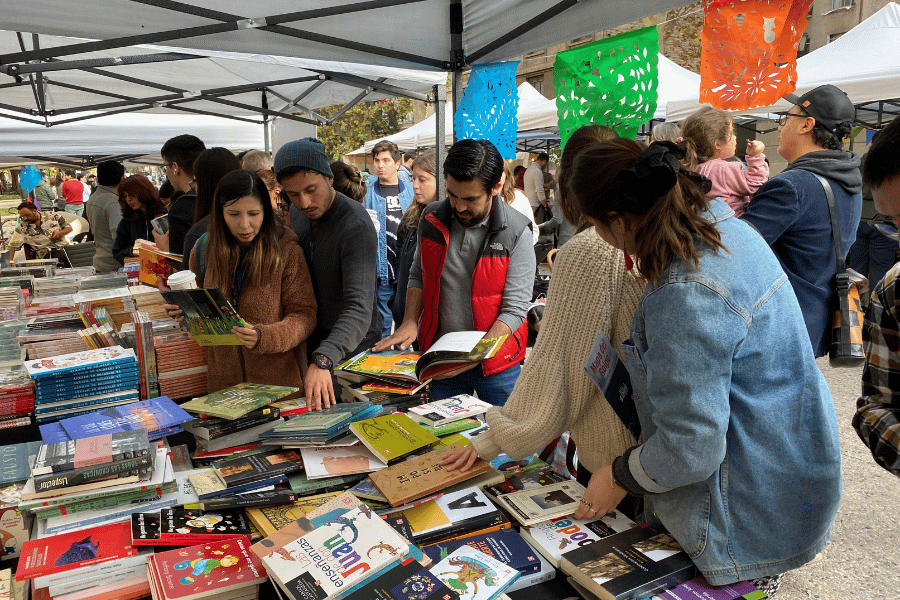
[0, 369, 35, 429]
[128, 285, 171, 320]
[258, 400, 380, 448]
[71, 288, 135, 331]
[184, 404, 286, 453]
[17, 325, 87, 360]
[23, 345, 140, 424]
[77, 273, 129, 292]
[32, 276, 80, 299]
[153, 332, 207, 401]
[0, 286, 23, 321]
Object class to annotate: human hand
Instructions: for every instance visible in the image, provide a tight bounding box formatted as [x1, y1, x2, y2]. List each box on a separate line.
[163, 302, 184, 323]
[305, 365, 336, 410]
[49, 230, 64, 241]
[232, 324, 259, 349]
[152, 229, 170, 252]
[746, 140, 765, 157]
[572, 465, 628, 520]
[432, 362, 478, 380]
[372, 321, 418, 352]
[440, 444, 480, 472]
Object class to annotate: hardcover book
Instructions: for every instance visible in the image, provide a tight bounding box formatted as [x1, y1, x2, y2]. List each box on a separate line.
[15, 521, 138, 581]
[369, 444, 491, 507]
[299, 444, 388, 480]
[213, 449, 303, 487]
[520, 512, 636, 567]
[342, 558, 460, 600]
[492, 480, 586, 527]
[0, 441, 42, 487]
[159, 288, 248, 346]
[429, 545, 520, 600]
[179, 382, 298, 420]
[407, 394, 493, 427]
[658, 576, 766, 600]
[348, 412, 440, 465]
[422, 529, 541, 576]
[559, 525, 697, 600]
[146, 536, 267, 600]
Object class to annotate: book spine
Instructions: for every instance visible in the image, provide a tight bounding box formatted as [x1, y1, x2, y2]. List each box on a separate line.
[47, 561, 147, 597]
[35, 489, 162, 519]
[133, 314, 148, 399]
[0, 416, 30, 429]
[221, 464, 299, 487]
[28, 356, 136, 380]
[159, 531, 248, 543]
[32, 455, 153, 493]
[32, 550, 147, 589]
[199, 491, 297, 510]
[35, 393, 141, 415]
[142, 319, 160, 398]
[46, 499, 178, 536]
[197, 474, 287, 499]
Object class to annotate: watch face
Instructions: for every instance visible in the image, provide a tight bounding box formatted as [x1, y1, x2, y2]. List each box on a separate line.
[315, 354, 332, 370]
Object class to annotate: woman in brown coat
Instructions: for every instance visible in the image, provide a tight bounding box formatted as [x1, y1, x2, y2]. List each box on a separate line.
[165, 169, 317, 393]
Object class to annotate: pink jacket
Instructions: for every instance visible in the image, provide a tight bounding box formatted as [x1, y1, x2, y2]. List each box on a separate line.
[696, 155, 769, 217]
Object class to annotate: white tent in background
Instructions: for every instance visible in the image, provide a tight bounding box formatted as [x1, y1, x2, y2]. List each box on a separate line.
[666, 2, 900, 121]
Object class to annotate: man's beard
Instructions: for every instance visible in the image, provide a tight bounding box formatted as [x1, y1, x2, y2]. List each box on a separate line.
[454, 205, 490, 228]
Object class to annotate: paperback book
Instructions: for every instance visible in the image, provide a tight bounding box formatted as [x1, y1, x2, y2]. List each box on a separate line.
[179, 382, 298, 420]
[492, 480, 586, 527]
[31, 429, 150, 475]
[213, 449, 303, 487]
[23, 346, 137, 380]
[422, 529, 542, 576]
[658, 576, 766, 600]
[159, 288, 247, 346]
[342, 558, 460, 600]
[15, 521, 138, 581]
[0, 441, 42, 486]
[348, 412, 439, 464]
[245, 490, 343, 538]
[42, 396, 193, 443]
[159, 507, 252, 544]
[183, 405, 281, 440]
[520, 512, 636, 567]
[186, 470, 287, 500]
[429, 545, 520, 600]
[137, 245, 182, 288]
[299, 444, 388, 480]
[407, 394, 493, 427]
[483, 467, 569, 498]
[397, 486, 504, 543]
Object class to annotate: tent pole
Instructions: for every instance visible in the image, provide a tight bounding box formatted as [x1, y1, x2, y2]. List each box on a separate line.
[262, 91, 270, 153]
[450, 0, 464, 144]
[434, 84, 446, 202]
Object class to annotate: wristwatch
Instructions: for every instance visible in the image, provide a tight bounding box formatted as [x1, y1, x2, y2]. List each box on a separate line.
[313, 352, 333, 372]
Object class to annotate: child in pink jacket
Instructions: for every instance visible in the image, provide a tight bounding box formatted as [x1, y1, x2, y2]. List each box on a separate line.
[681, 106, 769, 217]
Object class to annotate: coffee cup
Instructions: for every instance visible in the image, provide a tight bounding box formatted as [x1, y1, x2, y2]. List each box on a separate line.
[166, 270, 198, 290]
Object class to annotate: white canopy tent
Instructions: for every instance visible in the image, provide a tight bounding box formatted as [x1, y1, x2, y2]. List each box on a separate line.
[666, 2, 900, 123]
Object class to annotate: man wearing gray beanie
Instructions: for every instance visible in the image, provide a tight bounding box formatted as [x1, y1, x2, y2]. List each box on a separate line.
[275, 137, 381, 409]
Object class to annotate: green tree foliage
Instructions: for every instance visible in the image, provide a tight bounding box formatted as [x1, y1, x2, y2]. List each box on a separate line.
[317, 98, 414, 160]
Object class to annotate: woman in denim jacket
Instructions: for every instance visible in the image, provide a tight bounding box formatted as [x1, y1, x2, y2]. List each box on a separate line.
[567, 138, 841, 592]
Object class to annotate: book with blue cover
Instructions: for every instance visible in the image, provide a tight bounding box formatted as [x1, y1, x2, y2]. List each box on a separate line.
[422, 529, 542, 575]
[23, 346, 137, 380]
[38, 396, 193, 444]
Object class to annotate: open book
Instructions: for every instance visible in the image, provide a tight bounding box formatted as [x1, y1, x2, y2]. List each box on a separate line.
[338, 331, 508, 384]
[160, 288, 247, 346]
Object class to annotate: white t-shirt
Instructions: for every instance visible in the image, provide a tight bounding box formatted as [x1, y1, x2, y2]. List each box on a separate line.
[507, 189, 539, 246]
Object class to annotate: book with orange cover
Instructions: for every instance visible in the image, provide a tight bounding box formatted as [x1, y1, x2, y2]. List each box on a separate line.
[369, 444, 491, 507]
[138, 246, 182, 288]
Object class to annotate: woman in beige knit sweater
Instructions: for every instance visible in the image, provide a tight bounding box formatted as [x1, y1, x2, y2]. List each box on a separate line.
[443, 125, 644, 510]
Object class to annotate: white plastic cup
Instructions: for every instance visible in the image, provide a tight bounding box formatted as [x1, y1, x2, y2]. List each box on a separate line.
[166, 270, 198, 290]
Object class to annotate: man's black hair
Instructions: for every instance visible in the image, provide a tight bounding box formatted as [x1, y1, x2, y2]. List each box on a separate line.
[158, 179, 175, 199]
[811, 121, 851, 151]
[64, 169, 76, 178]
[536, 152, 550, 162]
[96, 160, 125, 187]
[864, 116, 900, 189]
[160, 134, 206, 177]
[443, 139, 504, 195]
[17, 201, 37, 211]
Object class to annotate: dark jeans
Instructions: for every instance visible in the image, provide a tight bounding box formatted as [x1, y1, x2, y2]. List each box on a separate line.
[428, 363, 520, 407]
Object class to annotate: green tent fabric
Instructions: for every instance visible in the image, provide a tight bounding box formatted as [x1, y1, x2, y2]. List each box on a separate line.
[553, 26, 660, 147]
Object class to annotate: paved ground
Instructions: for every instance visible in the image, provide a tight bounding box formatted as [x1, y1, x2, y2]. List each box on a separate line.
[778, 358, 900, 599]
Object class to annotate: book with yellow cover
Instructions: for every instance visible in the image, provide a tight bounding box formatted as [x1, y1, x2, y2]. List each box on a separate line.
[245, 490, 342, 537]
[137, 246, 182, 287]
[348, 412, 439, 465]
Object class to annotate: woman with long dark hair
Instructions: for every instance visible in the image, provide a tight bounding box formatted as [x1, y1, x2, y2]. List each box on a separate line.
[565, 138, 840, 594]
[165, 169, 317, 393]
[112, 174, 167, 265]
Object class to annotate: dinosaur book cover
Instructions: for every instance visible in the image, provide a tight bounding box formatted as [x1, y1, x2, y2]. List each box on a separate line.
[429, 545, 519, 600]
[16, 521, 138, 581]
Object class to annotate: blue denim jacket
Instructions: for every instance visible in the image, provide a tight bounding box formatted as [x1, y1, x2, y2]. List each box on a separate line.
[621, 199, 842, 585]
[364, 175, 414, 282]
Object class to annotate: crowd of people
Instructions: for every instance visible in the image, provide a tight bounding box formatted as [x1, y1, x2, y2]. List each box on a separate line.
[8, 80, 900, 596]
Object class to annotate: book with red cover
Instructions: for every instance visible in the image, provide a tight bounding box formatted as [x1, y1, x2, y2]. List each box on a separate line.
[147, 536, 267, 600]
[15, 521, 138, 581]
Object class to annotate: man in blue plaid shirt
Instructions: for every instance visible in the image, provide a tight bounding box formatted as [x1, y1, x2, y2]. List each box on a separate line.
[854, 115, 900, 476]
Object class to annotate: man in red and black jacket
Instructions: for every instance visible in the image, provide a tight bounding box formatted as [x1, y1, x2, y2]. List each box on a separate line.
[375, 139, 535, 406]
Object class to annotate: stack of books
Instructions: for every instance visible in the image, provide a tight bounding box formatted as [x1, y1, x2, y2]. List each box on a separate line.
[132, 311, 159, 399]
[153, 332, 207, 401]
[18, 326, 88, 360]
[0, 321, 24, 370]
[187, 449, 303, 503]
[258, 401, 380, 447]
[77, 273, 129, 292]
[71, 288, 135, 331]
[407, 393, 493, 428]
[128, 285, 171, 320]
[131, 506, 253, 546]
[32, 276, 80, 299]
[0, 276, 34, 308]
[0, 287, 23, 321]
[23, 346, 140, 424]
[184, 405, 285, 453]
[0, 368, 35, 428]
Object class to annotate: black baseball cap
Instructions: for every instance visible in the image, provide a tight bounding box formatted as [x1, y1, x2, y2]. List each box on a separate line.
[784, 84, 855, 133]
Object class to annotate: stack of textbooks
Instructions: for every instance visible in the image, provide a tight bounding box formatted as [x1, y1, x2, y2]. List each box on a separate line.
[184, 405, 285, 453]
[258, 401, 380, 447]
[23, 346, 140, 424]
[153, 332, 207, 401]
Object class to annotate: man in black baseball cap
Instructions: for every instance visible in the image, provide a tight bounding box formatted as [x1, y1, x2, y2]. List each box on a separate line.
[743, 84, 863, 358]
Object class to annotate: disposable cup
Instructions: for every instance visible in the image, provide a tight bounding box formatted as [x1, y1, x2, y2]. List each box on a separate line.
[166, 270, 198, 290]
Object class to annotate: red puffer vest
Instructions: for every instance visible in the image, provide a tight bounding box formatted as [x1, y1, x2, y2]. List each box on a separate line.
[417, 197, 529, 376]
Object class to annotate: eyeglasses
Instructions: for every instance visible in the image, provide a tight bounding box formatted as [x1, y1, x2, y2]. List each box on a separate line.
[778, 113, 809, 126]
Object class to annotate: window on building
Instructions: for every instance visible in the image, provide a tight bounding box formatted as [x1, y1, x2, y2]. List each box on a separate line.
[827, 31, 846, 43]
[797, 33, 811, 56]
[831, 0, 855, 9]
[527, 74, 544, 95]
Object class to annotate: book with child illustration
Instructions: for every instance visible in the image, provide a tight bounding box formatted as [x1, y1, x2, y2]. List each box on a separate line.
[160, 288, 248, 346]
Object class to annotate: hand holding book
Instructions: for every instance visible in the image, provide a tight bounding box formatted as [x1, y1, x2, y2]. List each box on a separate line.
[573, 464, 627, 521]
[440, 442, 482, 472]
[372, 320, 418, 352]
[231, 323, 259, 349]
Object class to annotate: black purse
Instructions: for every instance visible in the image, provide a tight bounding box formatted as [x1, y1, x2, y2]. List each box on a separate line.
[815, 173, 865, 367]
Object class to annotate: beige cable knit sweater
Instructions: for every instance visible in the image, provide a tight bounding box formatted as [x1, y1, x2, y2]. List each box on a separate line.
[470, 228, 645, 474]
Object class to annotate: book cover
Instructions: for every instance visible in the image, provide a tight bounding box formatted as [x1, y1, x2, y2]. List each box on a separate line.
[244, 491, 342, 538]
[422, 417, 484, 438]
[52, 396, 192, 443]
[361, 379, 430, 395]
[0, 506, 30, 561]
[161, 508, 251, 542]
[184, 405, 281, 440]
[407, 394, 493, 427]
[138, 246, 182, 288]
[423, 529, 541, 576]
[559, 525, 697, 600]
[213, 449, 303, 487]
[369, 444, 491, 507]
[179, 382, 298, 420]
[32, 429, 150, 475]
[0, 441, 42, 487]
[429, 545, 520, 600]
[23, 346, 136, 380]
[348, 413, 440, 465]
[288, 471, 366, 496]
[261, 505, 411, 600]
[483, 467, 569, 498]
[493, 480, 586, 527]
[299, 445, 388, 480]
[147, 536, 267, 600]
[186, 472, 286, 501]
[583, 329, 640, 442]
[342, 558, 460, 600]
[270, 410, 352, 434]
[15, 521, 137, 581]
[338, 349, 423, 384]
[159, 288, 248, 346]
[131, 511, 162, 545]
[520, 512, 636, 567]
[398, 486, 503, 542]
[198, 490, 297, 511]
[269, 398, 309, 417]
[659, 576, 766, 600]
[505, 545, 556, 593]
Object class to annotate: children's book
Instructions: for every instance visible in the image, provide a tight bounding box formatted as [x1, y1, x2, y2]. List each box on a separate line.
[657, 575, 766, 600]
[348, 412, 439, 465]
[213, 449, 303, 487]
[299, 444, 388, 480]
[559, 524, 696, 600]
[159, 508, 252, 544]
[492, 480, 586, 527]
[422, 529, 542, 576]
[15, 521, 138, 581]
[369, 444, 491, 507]
[138, 246, 182, 288]
[407, 394, 493, 427]
[146, 536, 267, 600]
[519, 512, 636, 567]
[159, 288, 247, 346]
[179, 382, 297, 420]
[341, 558, 460, 600]
[429, 545, 520, 600]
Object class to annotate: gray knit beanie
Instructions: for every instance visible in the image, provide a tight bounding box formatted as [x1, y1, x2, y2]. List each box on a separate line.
[273, 137, 334, 180]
